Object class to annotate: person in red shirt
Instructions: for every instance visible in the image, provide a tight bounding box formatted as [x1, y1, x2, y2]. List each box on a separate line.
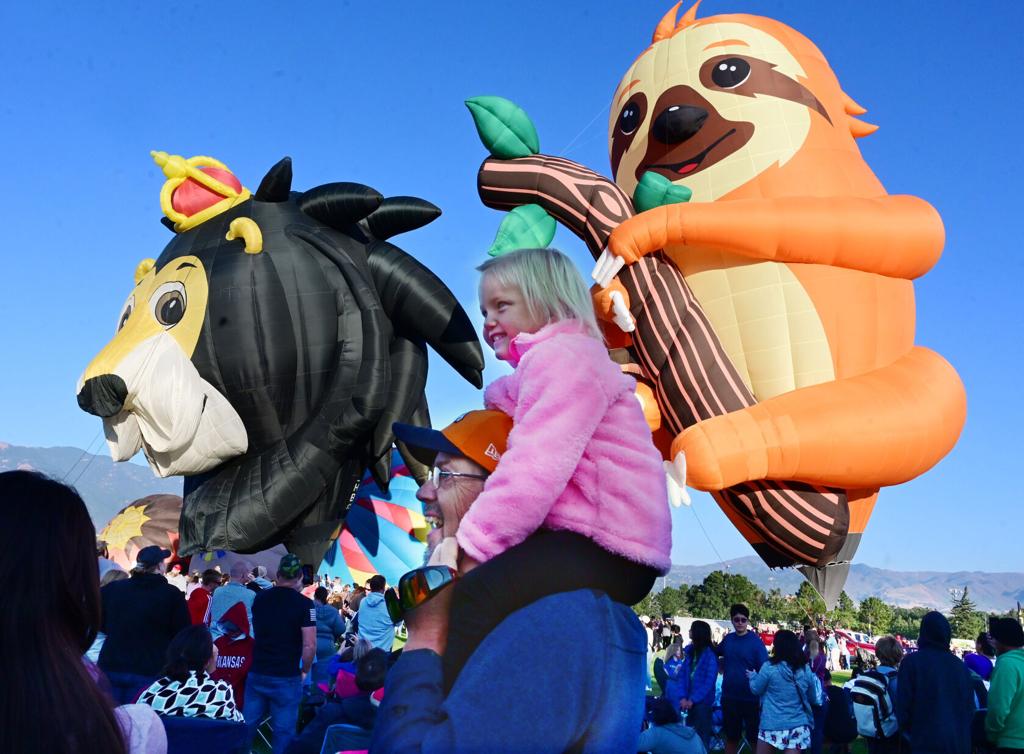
[212, 602, 254, 707]
[188, 569, 221, 626]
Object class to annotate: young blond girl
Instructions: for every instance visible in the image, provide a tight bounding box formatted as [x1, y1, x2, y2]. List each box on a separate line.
[441, 248, 673, 688]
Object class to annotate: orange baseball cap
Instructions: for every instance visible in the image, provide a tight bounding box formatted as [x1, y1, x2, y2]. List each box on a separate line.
[392, 410, 512, 473]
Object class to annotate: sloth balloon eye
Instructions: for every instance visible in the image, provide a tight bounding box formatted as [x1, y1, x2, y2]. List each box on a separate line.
[712, 58, 751, 89]
[618, 102, 642, 135]
[150, 282, 187, 328]
[116, 295, 135, 333]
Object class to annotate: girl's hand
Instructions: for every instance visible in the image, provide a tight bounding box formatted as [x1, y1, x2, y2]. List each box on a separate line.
[745, 669, 755, 679]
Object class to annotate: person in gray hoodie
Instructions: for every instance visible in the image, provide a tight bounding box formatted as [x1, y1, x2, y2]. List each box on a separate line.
[748, 630, 819, 752]
[895, 611, 974, 754]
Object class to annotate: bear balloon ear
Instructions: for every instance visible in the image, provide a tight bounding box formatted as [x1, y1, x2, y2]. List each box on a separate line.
[363, 197, 441, 240]
[135, 258, 156, 284]
[298, 183, 384, 229]
[255, 157, 293, 202]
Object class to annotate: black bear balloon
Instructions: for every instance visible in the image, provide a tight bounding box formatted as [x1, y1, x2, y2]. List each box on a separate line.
[78, 153, 483, 566]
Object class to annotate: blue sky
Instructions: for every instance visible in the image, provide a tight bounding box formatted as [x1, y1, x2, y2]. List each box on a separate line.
[1, 1, 1020, 573]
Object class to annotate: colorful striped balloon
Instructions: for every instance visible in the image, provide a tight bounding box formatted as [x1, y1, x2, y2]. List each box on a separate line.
[319, 449, 427, 586]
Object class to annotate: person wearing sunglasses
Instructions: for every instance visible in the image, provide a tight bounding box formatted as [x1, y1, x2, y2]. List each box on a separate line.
[718, 603, 769, 754]
[370, 409, 650, 753]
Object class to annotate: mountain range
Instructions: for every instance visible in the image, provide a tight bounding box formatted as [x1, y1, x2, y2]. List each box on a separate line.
[3, 441, 1022, 611]
[0, 441, 181, 528]
[665, 557, 1024, 613]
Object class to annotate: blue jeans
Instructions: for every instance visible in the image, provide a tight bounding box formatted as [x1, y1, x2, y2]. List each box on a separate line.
[243, 672, 303, 754]
[686, 701, 714, 750]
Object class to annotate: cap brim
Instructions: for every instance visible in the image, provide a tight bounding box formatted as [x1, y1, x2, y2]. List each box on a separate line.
[392, 422, 462, 462]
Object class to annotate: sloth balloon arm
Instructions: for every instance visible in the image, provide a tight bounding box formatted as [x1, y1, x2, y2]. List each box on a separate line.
[676, 346, 966, 491]
[593, 194, 963, 492]
[598, 194, 945, 282]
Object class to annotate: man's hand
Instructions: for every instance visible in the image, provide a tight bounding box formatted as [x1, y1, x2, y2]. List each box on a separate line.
[402, 580, 456, 656]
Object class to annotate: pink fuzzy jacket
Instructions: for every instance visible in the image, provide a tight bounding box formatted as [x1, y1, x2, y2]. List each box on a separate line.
[455, 320, 672, 573]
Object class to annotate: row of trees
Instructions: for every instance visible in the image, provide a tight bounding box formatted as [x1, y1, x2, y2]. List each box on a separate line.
[633, 571, 1007, 641]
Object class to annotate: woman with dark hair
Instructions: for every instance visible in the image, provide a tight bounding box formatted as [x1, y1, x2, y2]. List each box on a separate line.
[138, 624, 243, 721]
[637, 696, 707, 753]
[676, 620, 718, 749]
[0, 470, 166, 754]
[747, 629, 818, 753]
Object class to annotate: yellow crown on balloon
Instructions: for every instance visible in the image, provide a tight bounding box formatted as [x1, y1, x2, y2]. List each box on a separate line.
[151, 151, 252, 232]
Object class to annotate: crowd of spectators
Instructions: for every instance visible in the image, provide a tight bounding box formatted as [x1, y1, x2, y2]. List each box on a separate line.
[644, 602, 1024, 754]
[5, 460, 1024, 754]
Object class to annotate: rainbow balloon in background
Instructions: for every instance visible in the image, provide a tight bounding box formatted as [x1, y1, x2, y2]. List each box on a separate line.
[319, 449, 428, 586]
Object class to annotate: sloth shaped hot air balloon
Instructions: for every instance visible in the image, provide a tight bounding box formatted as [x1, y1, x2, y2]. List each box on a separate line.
[78, 153, 483, 566]
[469, 2, 965, 604]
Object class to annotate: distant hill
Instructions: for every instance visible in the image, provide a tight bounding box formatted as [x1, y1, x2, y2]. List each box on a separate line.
[0, 441, 181, 528]
[665, 557, 1024, 613]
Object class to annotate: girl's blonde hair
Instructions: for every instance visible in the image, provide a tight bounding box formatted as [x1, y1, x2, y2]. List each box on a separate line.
[477, 248, 602, 340]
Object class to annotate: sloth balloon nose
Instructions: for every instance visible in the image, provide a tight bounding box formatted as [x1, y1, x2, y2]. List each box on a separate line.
[78, 374, 128, 418]
[652, 105, 708, 144]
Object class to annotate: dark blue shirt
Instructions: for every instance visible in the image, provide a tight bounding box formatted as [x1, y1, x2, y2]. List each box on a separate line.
[717, 630, 768, 701]
[371, 590, 647, 753]
[250, 586, 315, 677]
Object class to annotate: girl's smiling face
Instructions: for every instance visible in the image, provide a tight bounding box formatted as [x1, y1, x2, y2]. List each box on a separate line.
[479, 275, 546, 361]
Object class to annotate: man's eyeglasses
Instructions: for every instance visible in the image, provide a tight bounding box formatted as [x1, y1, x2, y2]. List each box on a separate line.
[732, 616, 748, 624]
[385, 565, 458, 622]
[430, 466, 488, 488]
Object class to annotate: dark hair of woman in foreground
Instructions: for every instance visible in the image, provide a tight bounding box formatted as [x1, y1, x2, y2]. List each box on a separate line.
[0, 470, 127, 754]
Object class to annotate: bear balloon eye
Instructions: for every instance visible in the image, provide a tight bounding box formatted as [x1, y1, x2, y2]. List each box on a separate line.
[116, 295, 135, 333]
[711, 58, 751, 89]
[619, 102, 642, 135]
[150, 282, 187, 328]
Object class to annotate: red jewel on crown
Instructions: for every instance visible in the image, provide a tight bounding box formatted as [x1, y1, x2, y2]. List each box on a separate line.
[152, 152, 252, 232]
[171, 167, 244, 218]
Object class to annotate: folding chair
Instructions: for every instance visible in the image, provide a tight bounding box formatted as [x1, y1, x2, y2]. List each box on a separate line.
[320, 722, 371, 754]
[159, 715, 250, 754]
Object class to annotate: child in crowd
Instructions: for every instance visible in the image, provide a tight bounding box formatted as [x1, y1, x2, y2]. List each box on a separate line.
[439, 247, 672, 688]
[748, 629, 819, 752]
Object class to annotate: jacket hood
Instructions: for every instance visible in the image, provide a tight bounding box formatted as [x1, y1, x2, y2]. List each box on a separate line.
[364, 591, 385, 607]
[217, 601, 251, 638]
[918, 611, 952, 650]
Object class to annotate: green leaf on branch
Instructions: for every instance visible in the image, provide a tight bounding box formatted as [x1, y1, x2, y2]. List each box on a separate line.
[488, 204, 556, 257]
[466, 96, 540, 159]
[633, 171, 692, 213]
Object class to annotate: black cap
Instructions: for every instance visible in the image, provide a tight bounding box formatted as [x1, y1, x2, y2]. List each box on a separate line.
[990, 618, 1024, 648]
[136, 545, 171, 567]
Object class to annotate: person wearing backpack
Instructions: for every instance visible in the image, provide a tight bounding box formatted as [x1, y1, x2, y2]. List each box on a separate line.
[748, 630, 818, 752]
[847, 636, 903, 753]
[895, 611, 974, 754]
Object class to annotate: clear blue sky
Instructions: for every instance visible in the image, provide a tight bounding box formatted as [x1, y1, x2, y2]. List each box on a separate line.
[2, 1, 1020, 572]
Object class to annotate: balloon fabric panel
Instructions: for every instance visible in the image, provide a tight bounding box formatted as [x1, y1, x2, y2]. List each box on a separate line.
[319, 450, 427, 585]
